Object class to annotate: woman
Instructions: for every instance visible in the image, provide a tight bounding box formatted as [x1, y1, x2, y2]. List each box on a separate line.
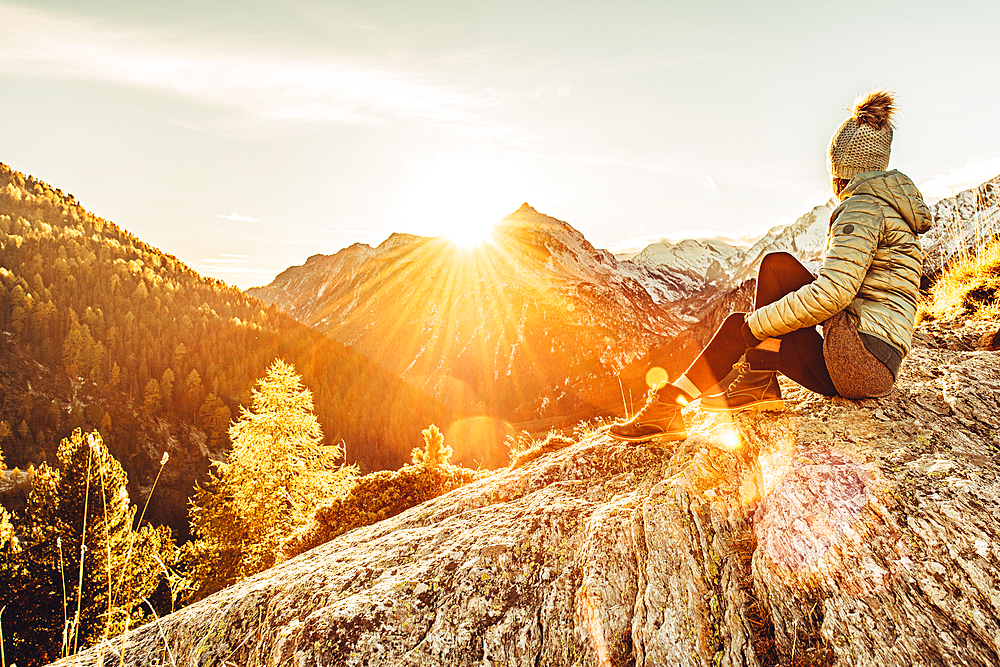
[611, 89, 932, 443]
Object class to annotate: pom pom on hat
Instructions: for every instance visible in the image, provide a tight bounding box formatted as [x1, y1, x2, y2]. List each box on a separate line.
[852, 89, 896, 131]
[828, 88, 896, 180]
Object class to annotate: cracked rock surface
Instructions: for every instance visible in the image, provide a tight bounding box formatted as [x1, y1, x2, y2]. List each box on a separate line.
[56, 317, 1000, 667]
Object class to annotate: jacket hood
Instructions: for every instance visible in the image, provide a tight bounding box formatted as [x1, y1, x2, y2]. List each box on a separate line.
[842, 170, 933, 235]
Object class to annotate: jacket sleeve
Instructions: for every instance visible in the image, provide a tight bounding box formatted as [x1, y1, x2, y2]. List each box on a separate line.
[748, 196, 884, 339]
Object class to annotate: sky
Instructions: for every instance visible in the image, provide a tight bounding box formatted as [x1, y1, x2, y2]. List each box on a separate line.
[1, 0, 999, 288]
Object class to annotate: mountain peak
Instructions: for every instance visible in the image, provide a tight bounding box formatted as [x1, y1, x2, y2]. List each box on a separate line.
[377, 232, 423, 250]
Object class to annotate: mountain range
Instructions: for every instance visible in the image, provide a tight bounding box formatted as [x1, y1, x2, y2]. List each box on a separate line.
[251, 205, 687, 455]
[250, 176, 997, 456]
[248, 202, 838, 435]
[2, 162, 996, 533]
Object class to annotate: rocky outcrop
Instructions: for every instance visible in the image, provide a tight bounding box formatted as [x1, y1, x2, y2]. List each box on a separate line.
[57, 317, 1000, 667]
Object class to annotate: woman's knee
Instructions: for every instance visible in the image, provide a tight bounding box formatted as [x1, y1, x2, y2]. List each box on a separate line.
[759, 251, 797, 274]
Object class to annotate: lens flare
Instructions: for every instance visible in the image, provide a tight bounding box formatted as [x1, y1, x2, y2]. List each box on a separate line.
[645, 366, 669, 389]
[718, 425, 741, 450]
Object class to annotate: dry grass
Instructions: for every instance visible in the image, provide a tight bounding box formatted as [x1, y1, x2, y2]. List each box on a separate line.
[507, 431, 575, 469]
[919, 235, 1000, 322]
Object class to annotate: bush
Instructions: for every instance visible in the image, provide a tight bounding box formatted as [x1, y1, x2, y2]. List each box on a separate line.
[507, 430, 575, 469]
[282, 425, 484, 559]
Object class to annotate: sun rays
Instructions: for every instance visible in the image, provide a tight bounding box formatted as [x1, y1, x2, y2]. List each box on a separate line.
[393, 155, 534, 248]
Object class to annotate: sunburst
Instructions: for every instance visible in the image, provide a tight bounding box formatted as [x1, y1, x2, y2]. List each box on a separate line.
[394, 154, 529, 248]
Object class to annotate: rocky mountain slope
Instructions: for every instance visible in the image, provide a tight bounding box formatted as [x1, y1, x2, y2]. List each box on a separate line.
[250, 205, 694, 432]
[61, 314, 1000, 667]
[923, 174, 1000, 274]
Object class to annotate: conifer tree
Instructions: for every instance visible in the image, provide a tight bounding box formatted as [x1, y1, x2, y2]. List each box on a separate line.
[143, 378, 161, 418]
[412, 424, 452, 466]
[0, 430, 174, 667]
[0, 442, 12, 570]
[185, 360, 354, 601]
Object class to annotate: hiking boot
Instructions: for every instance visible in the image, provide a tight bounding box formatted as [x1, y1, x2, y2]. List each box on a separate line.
[609, 383, 689, 443]
[700, 349, 784, 413]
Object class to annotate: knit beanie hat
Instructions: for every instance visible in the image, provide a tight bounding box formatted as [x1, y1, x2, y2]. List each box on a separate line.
[828, 90, 896, 179]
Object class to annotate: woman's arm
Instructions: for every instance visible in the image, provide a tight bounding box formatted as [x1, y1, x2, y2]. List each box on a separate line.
[748, 196, 884, 339]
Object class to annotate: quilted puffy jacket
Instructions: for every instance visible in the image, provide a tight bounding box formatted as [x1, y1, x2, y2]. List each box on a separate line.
[748, 170, 932, 357]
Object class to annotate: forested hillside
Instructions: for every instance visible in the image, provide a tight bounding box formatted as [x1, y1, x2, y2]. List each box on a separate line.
[0, 164, 452, 535]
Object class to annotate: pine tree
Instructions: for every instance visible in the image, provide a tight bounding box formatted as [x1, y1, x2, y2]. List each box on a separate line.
[198, 392, 230, 449]
[0, 430, 174, 667]
[142, 378, 161, 418]
[185, 360, 354, 601]
[412, 424, 453, 466]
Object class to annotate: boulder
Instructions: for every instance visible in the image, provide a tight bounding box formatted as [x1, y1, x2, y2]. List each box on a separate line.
[55, 319, 1000, 667]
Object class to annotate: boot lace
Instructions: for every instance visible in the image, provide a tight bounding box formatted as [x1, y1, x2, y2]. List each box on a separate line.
[630, 386, 664, 422]
[727, 360, 751, 392]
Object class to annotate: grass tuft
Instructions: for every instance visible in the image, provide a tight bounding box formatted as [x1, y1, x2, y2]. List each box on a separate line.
[508, 431, 576, 469]
[919, 235, 1000, 322]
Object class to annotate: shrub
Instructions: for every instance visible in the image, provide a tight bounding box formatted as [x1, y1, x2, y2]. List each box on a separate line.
[282, 426, 484, 560]
[507, 430, 576, 469]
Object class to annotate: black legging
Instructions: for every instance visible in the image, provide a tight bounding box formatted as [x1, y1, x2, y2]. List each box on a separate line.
[681, 252, 838, 397]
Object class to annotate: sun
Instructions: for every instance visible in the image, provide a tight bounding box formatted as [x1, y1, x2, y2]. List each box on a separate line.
[395, 155, 532, 248]
[446, 221, 496, 249]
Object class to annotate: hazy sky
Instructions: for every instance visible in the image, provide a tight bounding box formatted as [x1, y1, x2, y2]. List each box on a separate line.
[2, 0, 999, 288]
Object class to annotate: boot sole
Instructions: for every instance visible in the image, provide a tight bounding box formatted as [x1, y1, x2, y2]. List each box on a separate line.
[700, 399, 785, 414]
[608, 430, 688, 443]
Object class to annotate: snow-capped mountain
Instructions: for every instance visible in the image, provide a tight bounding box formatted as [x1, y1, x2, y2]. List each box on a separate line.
[626, 173, 1000, 292]
[623, 201, 834, 296]
[250, 204, 693, 429]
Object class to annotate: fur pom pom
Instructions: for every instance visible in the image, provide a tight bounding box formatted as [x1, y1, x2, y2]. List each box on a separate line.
[852, 89, 896, 131]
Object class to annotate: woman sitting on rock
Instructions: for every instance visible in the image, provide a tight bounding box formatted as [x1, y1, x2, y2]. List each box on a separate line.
[610, 89, 932, 443]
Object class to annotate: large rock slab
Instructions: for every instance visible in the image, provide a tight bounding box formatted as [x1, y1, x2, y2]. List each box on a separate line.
[57, 325, 1000, 667]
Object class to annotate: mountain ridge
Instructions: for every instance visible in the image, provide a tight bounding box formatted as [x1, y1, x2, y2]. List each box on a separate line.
[0, 163, 453, 536]
[250, 205, 692, 447]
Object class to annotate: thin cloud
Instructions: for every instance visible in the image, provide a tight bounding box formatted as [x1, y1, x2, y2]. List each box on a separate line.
[218, 212, 260, 222]
[920, 156, 1000, 203]
[0, 3, 499, 132]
